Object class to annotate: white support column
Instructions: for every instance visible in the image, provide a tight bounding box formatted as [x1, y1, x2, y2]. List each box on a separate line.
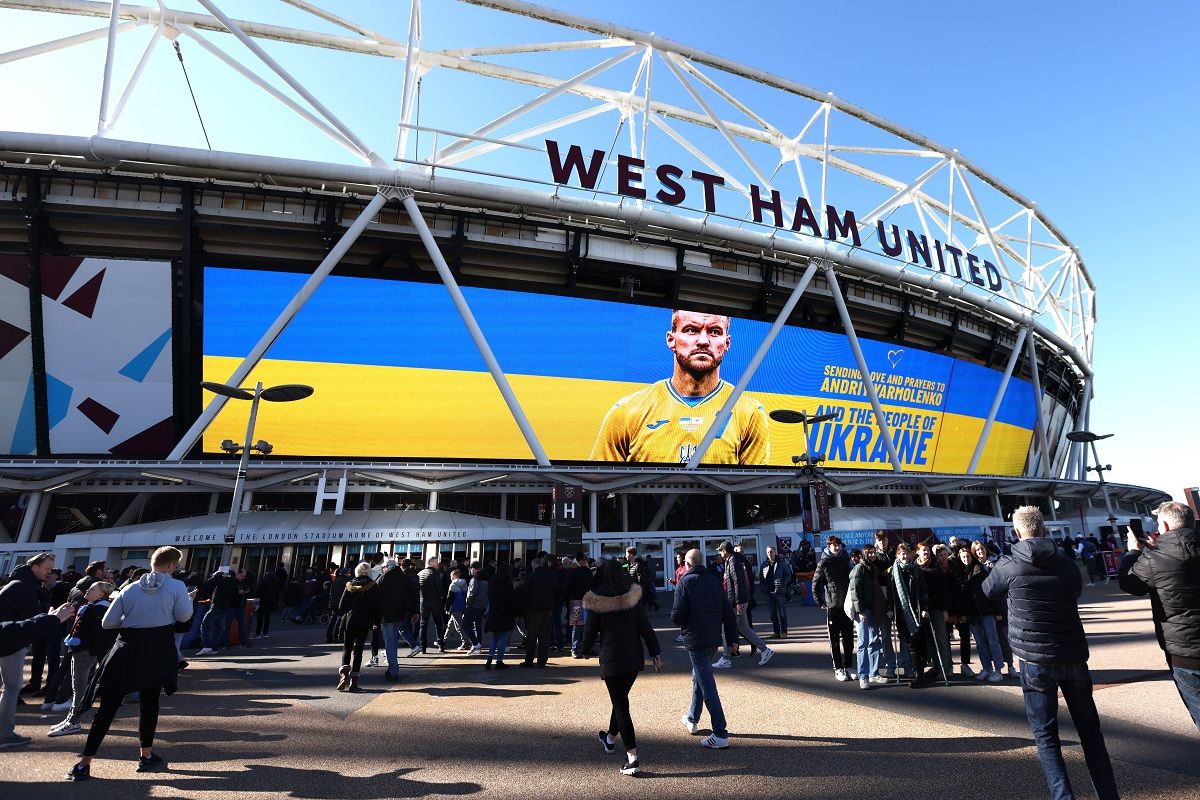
[113, 493, 149, 527]
[992, 491, 1003, 518]
[1025, 332, 1053, 478]
[589, 492, 598, 534]
[1047, 495, 1058, 521]
[16, 492, 44, 543]
[207, 493, 219, 514]
[967, 327, 1028, 474]
[724, 492, 734, 531]
[428, 491, 439, 512]
[96, 0, 122, 134]
[169, 190, 390, 460]
[833, 491, 843, 509]
[241, 490, 254, 512]
[646, 494, 677, 533]
[688, 259, 820, 466]
[397, 189, 550, 466]
[823, 264, 904, 472]
[620, 494, 629, 532]
[922, 492, 931, 507]
[500, 493, 508, 520]
[1077, 378, 1093, 481]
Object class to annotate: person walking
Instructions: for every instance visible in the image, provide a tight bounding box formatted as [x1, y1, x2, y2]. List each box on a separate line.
[66, 546, 193, 781]
[253, 568, 279, 639]
[563, 554, 592, 658]
[672, 548, 738, 750]
[336, 562, 382, 693]
[812, 536, 854, 680]
[378, 559, 418, 681]
[582, 559, 662, 776]
[712, 541, 773, 668]
[984, 506, 1120, 800]
[484, 563, 516, 669]
[1118, 500, 1200, 732]
[195, 569, 239, 655]
[463, 563, 488, 656]
[848, 544, 888, 689]
[416, 557, 446, 655]
[760, 546, 793, 640]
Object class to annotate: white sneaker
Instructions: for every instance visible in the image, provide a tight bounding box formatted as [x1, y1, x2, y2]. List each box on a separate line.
[681, 714, 699, 735]
[701, 733, 730, 749]
[834, 668, 848, 682]
[712, 656, 732, 669]
[859, 677, 870, 689]
[195, 648, 216, 656]
[976, 670, 991, 681]
[1086, 582, 1095, 587]
[848, 672, 858, 681]
[367, 655, 379, 668]
[48, 721, 82, 737]
[674, 633, 686, 642]
[758, 648, 775, 666]
[468, 645, 481, 655]
[869, 675, 889, 685]
[988, 671, 1005, 683]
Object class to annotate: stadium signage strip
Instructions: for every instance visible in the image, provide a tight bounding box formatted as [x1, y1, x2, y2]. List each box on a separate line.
[172, 530, 474, 545]
[545, 140, 1004, 292]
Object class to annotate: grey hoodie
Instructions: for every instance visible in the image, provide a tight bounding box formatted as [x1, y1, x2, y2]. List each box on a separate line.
[102, 570, 192, 630]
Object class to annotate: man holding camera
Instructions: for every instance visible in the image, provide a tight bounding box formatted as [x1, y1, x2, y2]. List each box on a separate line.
[1118, 500, 1200, 732]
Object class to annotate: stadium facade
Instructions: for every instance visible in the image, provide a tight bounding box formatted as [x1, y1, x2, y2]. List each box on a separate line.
[0, 0, 1169, 582]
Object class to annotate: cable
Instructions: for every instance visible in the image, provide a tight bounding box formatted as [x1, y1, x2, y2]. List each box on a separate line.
[173, 40, 212, 150]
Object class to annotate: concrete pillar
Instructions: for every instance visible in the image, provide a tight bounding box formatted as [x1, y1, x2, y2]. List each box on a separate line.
[921, 492, 931, 507]
[208, 493, 219, 514]
[724, 492, 734, 531]
[589, 492, 598, 534]
[620, 495, 629, 532]
[429, 491, 439, 511]
[834, 491, 843, 509]
[16, 492, 44, 543]
[241, 490, 254, 512]
[1047, 495, 1058, 521]
[992, 491, 1003, 519]
[500, 493, 508, 520]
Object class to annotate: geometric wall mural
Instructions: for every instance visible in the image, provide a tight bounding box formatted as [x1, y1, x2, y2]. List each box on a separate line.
[0, 256, 35, 455]
[41, 258, 173, 456]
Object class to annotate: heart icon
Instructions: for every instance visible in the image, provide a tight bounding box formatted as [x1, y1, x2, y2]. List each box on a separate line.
[887, 349, 904, 368]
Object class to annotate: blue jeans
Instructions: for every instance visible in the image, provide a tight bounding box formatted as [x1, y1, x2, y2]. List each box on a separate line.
[1020, 661, 1119, 800]
[1172, 665, 1200, 732]
[971, 616, 1005, 673]
[686, 647, 727, 738]
[202, 607, 238, 649]
[854, 610, 882, 679]
[382, 621, 417, 677]
[765, 592, 788, 635]
[488, 630, 511, 662]
[463, 608, 484, 647]
[571, 619, 585, 656]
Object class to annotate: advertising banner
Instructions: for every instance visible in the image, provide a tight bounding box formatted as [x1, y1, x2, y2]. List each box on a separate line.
[203, 268, 1036, 473]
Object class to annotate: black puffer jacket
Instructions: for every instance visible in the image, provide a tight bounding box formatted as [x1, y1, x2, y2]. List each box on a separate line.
[1118, 528, 1200, 662]
[959, 561, 995, 617]
[921, 562, 954, 613]
[983, 537, 1087, 665]
[811, 549, 850, 610]
[582, 583, 661, 678]
[378, 567, 417, 623]
[337, 578, 382, 633]
[0, 565, 45, 622]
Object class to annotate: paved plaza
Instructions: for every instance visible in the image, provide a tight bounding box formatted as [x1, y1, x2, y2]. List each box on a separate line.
[3, 585, 1196, 799]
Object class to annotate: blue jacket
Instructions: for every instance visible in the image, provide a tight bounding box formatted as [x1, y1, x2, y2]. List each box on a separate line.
[671, 567, 737, 651]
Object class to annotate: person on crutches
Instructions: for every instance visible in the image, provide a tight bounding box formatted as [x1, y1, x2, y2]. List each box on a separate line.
[889, 543, 934, 689]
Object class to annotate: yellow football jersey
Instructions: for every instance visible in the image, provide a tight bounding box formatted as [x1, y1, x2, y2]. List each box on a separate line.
[589, 380, 770, 465]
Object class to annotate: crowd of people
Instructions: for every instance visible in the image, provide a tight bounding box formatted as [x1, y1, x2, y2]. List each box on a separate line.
[0, 500, 1196, 791]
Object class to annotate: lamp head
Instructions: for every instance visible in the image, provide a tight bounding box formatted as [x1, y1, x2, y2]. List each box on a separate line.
[252, 440, 273, 455]
[219, 439, 240, 454]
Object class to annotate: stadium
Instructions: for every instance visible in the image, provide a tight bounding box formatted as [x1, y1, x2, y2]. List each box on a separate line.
[0, 0, 1170, 581]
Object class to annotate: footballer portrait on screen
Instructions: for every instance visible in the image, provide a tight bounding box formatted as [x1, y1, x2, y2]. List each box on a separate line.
[589, 309, 769, 465]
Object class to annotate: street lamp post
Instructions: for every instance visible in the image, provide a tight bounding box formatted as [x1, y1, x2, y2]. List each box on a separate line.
[769, 409, 839, 537]
[202, 380, 314, 568]
[1066, 430, 1118, 535]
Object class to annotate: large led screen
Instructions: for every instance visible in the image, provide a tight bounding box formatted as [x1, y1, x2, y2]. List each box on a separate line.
[203, 267, 1036, 474]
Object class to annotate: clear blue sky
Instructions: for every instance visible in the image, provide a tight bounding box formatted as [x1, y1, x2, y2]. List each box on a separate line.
[0, 1, 1194, 498]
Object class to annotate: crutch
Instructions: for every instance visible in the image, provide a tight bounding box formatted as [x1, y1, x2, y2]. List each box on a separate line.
[925, 616, 951, 686]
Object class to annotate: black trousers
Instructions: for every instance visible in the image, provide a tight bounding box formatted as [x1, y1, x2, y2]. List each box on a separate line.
[419, 607, 445, 649]
[956, 621, 973, 666]
[82, 690, 161, 757]
[524, 609, 553, 665]
[603, 671, 639, 751]
[826, 606, 854, 670]
[29, 633, 61, 687]
[255, 603, 275, 636]
[342, 628, 369, 673]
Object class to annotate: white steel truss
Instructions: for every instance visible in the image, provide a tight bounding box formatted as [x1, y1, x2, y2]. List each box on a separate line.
[0, 0, 1099, 479]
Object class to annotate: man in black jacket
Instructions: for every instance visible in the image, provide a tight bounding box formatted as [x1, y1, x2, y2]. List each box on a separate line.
[713, 541, 772, 668]
[0, 552, 57, 748]
[416, 557, 446, 654]
[812, 536, 854, 681]
[563, 555, 593, 658]
[522, 557, 561, 668]
[196, 569, 241, 655]
[1118, 500, 1200, 732]
[378, 559, 419, 678]
[761, 546, 793, 639]
[983, 506, 1119, 800]
[672, 548, 738, 749]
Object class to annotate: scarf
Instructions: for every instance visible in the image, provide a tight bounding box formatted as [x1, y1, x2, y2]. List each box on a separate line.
[892, 560, 920, 637]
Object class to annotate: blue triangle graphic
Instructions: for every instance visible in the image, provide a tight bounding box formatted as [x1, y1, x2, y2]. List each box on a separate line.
[119, 328, 172, 383]
[46, 372, 73, 430]
[10, 374, 37, 454]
